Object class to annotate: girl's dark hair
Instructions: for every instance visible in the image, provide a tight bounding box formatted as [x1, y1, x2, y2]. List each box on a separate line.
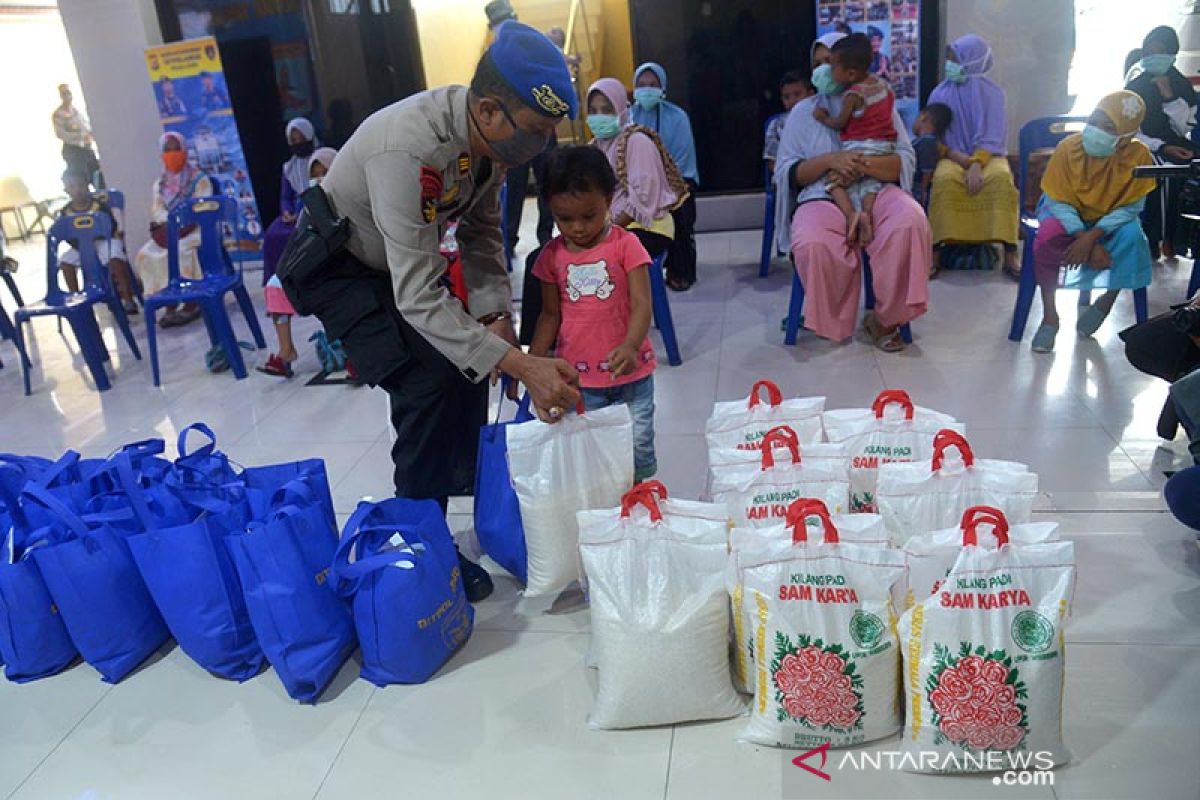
[832, 33, 873, 72]
[541, 145, 618, 201]
[779, 69, 813, 93]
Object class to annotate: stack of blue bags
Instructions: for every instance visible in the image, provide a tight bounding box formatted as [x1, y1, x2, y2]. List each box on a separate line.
[0, 423, 473, 703]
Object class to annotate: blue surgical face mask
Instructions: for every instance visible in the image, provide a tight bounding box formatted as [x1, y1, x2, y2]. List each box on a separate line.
[945, 61, 967, 84]
[1141, 53, 1176, 76]
[1081, 124, 1119, 158]
[811, 64, 844, 96]
[588, 114, 621, 140]
[633, 86, 664, 110]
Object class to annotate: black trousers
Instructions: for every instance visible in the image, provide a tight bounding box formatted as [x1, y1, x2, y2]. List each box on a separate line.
[666, 180, 698, 284]
[1142, 176, 1185, 253]
[504, 143, 555, 254]
[62, 144, 102, 188]
[631, 229, 672, 260]
[284, 251, 487, 499]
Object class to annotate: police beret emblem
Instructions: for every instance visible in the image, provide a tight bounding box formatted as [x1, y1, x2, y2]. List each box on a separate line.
[532, 84, 570, 116]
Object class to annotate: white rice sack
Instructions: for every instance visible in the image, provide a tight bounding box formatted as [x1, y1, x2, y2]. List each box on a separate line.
[731, 507, 906, 749]
[876, 431, 1037, 546]
[903, 508, 1058, 610]
[707, 438, 847, 501]
[711, 430, 849, 526]
[898, 539, 1075, 772]
[728, 510, 887, 694]
[823, 390, 964, 513]
[507, 405, 634, 597]
[706, 382, 824, 454]
[578, 491, 745, 729]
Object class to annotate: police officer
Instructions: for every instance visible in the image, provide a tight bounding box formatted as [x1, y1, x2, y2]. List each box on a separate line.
[281, 23, 581, 602]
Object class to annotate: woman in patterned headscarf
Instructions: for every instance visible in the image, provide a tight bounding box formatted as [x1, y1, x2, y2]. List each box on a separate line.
[1028, 91, 1157, 353]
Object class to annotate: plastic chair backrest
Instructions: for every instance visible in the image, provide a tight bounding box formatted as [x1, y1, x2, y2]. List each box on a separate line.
[167, 194, 236, 284]
[98, 189, 124, 213]
[1017, 116, 1088, 211]
[45, 212, 114, 303]
[763, 112, 786, 189]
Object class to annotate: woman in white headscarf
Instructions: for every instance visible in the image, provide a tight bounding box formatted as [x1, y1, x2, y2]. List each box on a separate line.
[134, 131, 213, 326]
[262, 117, 317, 292]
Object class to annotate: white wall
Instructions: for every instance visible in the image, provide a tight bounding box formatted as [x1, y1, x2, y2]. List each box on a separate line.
[943, 0, 1076, 152]
[57, 0, 164, 256]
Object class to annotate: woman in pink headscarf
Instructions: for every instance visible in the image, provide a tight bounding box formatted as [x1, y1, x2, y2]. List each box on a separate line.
[585, 77, 690, 260]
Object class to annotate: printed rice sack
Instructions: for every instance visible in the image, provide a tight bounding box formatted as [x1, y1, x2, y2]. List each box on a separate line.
[898, 511, 1075, 772]
[823, 390, 964, 513]
[711, 426, 849, 527]
[706, 381, 824, 454]
[732, 500, 906, 749]
[903, 506, 1059, 609]
[877, 430, 1038, 545]
[728, 505, 887, 695]
[707, 436, 847, 501]
[578, 482, 745, 729]
[506, 404, 634, 597]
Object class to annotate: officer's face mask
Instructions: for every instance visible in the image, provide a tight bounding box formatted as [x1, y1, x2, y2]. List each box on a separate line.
[483, 99, 551, 168]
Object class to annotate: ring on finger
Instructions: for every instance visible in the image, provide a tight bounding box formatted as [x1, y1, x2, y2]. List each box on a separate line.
[549, 406, 564, 418]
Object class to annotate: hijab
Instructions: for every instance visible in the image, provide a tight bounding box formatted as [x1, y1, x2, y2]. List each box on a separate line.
[587, 77, 629, 158]
[1125, 26, 1182, 83]
[1040, 90, 1156, 223]
[283, 117, 318, 195]
[629, 62, 699, 183]
[309, 146, 338, 177]
[158, 131, 198, 206]
[810, 32, 846, 68]
[928, 34, 1008, 155]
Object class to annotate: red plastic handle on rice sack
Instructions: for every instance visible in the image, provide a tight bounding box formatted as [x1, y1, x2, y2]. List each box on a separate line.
[620, 481, 668, 522]
[871, 389, 915, 421]
[930, 429, 975, 472]
[786, 499, 840, 545]
[960, 505, 1010, 547]
[759, 425, 801, 470]
[747, 380, 784, 409]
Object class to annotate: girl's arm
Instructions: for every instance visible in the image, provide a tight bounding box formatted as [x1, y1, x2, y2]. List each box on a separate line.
[529, 280, 562, 358]
[1095, 197, 1146, 235]
[608, 263, 652, 378]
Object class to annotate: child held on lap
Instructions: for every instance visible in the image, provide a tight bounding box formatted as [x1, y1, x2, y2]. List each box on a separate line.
[813, 32, 898, 247]
[529, 146, 658, 482]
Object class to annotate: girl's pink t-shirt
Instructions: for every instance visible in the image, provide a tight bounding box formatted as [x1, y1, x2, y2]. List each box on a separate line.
[532, 225, 656, 388]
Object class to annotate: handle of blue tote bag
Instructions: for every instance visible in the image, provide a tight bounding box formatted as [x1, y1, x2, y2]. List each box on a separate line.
[329, 521, 422, 597]
[31, 450, 83, 489]
[0, 463, 30, 531]
[85, 454, 158, 533]
[21, 483, 92, 539]
[495, 375, 534, 424]
[165, 460, 246, 514]
[177, 422, 219, 459]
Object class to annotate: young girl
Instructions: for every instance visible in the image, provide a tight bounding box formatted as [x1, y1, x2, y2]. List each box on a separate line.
[529, 145, 658, 481]
[259, 146, 338, 376]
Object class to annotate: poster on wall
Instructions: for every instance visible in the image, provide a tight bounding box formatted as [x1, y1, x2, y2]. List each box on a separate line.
[816, 0, 921, 131]
[144, 37, 262, 257]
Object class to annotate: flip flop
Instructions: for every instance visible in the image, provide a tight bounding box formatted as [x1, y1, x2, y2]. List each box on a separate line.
[1031, 323, 1058, 353]
[1076, 303, 1109, 338]
[874, 328, 905, 353]
[256, 353, 294, 378]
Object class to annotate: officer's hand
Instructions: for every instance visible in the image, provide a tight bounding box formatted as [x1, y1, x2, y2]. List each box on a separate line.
[501, 350, 580, 423]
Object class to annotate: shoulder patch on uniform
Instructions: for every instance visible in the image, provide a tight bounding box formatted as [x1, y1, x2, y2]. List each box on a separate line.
[419, 165, 442, 224]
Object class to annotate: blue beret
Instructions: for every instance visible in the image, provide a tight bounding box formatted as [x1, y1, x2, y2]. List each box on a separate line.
[488, 21, 577, 120]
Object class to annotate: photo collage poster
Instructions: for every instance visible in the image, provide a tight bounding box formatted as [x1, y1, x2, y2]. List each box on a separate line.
[817, 0, 922, 131]
[144, 37, 262, 256]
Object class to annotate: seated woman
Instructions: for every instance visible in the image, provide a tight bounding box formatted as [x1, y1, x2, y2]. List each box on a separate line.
[927, 34, 1020, 278]
[586, 77, 689, 260]
[134, 132, 213, 327]
[261, 118, 317, 301]
[1029, 91, 1156, 353]
[56, 169, 136, 312]
[774, 32, 930, 352]
[1126, 25, 1196, 259]
[259, 146, 338, 377]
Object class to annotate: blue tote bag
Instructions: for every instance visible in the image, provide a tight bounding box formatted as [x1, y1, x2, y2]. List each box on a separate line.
[474, 383, 534, 582]
[26, 484, 171, 684]
[240, 459, 336, 530]
[105, 455, 266, 682]
[330, 499, 473, 687]
[225, 502, 356, 703]
[0, 467, 78, 682]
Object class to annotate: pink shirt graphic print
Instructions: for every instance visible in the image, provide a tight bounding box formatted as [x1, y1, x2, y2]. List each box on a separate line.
[533, 226, 656, 388]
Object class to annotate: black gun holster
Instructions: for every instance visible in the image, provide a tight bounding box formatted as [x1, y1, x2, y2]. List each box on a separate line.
[277, 185, 350, 316]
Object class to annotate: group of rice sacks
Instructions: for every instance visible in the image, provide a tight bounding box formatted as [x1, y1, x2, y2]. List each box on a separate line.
[481, 381, 1075, 773]
[0, 424, 473, 703]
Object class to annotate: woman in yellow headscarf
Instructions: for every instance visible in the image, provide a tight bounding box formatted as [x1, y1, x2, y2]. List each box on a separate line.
[1029, 90, 1157, 353]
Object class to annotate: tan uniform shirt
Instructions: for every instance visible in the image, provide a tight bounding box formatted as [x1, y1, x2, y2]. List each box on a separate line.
[321, 85, 511, 383]
[52, 106, 91, 149]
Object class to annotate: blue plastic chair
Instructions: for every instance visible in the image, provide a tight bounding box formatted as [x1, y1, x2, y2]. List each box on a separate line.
[1007, 116, 1148, 340]
[13, 212, 142, 394]
[759, 113, 786, 278]
[646, 251, 681, 366]
[144, 195, 266, 385]
[785, 255, 913, 346]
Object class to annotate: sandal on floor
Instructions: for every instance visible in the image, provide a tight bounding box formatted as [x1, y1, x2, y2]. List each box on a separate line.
[256, 353, 294, 378]
[1002, 264, 1022, 282]
[1031, 323, 1058, 353]
[874, 329, 905, 353]
[1076, 303, 1109, 338]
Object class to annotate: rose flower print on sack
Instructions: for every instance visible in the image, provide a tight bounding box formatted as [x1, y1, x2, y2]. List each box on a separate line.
[771, 634, 865, 733]
[926, 644, 1028, 752]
